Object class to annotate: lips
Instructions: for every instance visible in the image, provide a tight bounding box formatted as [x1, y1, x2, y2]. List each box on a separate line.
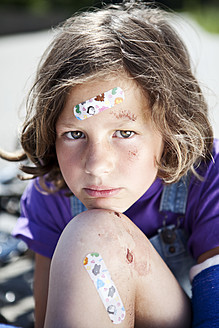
[84, 186, 122, 198]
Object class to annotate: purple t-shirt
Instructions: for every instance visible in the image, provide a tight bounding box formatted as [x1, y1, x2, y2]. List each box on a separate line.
[13, 140, 219, 260]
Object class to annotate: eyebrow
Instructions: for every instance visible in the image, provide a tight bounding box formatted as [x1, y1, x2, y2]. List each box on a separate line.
[56, 109, 138, 132]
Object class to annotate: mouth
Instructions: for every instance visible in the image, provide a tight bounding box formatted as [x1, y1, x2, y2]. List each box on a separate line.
[84, 186, 122, 198]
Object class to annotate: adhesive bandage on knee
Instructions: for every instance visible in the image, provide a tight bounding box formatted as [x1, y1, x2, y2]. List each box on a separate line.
[83, 252, 126, 324]
[74, 87, 125, 120]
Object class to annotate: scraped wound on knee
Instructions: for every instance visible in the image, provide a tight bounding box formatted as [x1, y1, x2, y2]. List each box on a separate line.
[126, 248, 133, 263]
[74, 87, 124, 120]
[83, 252, 126, 324]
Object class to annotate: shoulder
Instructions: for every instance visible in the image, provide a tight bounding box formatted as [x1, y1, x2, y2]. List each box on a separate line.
[191, 139, 219, 191]
[22, 177, 68, 202]
[187, 139, 219, 205]
[15, 177, 72, 258]
[186, 139, 219, 259]
[209, 138, 219, 168]
[20, 177, 71, 223]
[200, 138, 219, 187]
[212, 138, 219, 165]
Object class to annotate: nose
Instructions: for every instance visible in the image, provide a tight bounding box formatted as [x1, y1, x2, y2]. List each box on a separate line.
[84, 140, 114, 176]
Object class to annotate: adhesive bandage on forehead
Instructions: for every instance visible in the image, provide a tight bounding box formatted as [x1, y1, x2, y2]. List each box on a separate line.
[74, 87, 125, 120]
[83, 252, 126, 324]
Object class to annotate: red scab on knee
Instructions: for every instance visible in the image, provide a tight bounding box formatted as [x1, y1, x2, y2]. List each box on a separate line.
[126, 248, 134, 263]
[114, 212, 121, 218]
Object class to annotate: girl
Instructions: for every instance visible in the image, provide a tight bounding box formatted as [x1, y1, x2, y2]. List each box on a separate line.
[1, 2, 219, 327]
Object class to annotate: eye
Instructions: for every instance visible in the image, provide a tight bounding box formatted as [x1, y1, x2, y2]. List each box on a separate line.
[114, 131, 135, 138]
[65, 131, 85, 140]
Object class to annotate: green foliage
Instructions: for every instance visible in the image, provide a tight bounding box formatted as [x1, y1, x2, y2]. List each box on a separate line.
[0, 0, 219, 34]
[0, 0, 98, 13]
[186, 5, 219, 34]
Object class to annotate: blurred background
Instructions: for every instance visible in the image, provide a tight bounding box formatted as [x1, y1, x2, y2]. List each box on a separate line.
[1, 0, 219, 35]
[0, 0, 218, 327]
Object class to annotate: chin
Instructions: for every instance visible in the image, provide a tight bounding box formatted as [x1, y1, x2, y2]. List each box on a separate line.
[85, 200, 127, 213]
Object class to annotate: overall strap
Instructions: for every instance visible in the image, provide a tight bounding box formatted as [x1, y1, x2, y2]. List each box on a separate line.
[70, 195, 87, 217]
[155, 173, 194, 297]
[159, 173, 191, 214]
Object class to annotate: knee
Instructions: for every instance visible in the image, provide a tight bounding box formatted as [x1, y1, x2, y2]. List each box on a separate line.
[68, 208, 126, 241]
[61, 209, 149, 249]
[60, 209, 128, 247]
[59, 209, 129, 245]
[54, 209, 152, 276]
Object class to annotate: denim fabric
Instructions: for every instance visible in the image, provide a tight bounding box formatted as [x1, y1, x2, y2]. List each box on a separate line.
[159, 174, 190, 214]
[0, 325, 20, 328]
[70, 195, 87, 217]
[150, 226, 195, 297]
[154, 174, 195, 297]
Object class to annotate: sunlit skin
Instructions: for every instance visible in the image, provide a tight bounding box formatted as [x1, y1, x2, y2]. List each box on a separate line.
[55, 76, 164, 212]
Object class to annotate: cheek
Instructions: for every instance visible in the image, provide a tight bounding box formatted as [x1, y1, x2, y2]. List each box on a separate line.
[56, 141, 79, 178]
[55, 141, 63, 166]
[123, 142, 161, 177]
[56, 142, 68, 169]
[128, 147, 139, 161]
[125, 144, 154, 167]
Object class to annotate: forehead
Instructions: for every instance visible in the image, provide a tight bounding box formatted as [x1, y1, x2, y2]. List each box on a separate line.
[65, 77, 149, 120]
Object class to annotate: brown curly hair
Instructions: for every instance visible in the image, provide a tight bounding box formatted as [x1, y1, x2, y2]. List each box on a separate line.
[0, 1, 213, 189]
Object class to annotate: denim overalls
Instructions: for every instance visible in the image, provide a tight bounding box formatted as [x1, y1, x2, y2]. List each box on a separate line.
[150, 175, 196, 297]
[70, 176, 195, 297]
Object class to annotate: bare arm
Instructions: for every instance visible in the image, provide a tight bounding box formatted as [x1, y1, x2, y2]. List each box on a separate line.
[34, 253, 51, 328]
[197, 246, 219, 263]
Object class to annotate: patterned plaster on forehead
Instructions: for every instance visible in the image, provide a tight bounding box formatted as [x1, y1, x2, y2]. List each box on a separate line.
[73, 87, 125, 120]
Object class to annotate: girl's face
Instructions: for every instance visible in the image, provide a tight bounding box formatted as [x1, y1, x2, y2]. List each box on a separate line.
[56, 77, 163, 212]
